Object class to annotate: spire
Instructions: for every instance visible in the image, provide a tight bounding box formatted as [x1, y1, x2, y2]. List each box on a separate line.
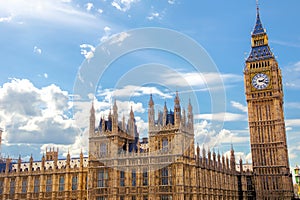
[148, 94, 155, 131]
[112, 99, 118, 134]
[247, 2, 275, 62]
[130, 106, 134, 119]
[148, 94, 154, 107]
[174, 91, 180, 105]
[89, 102, 96, 136]
[174, 91, 181, 128]
[90, 101, 95, 115]
[252, 0, 264, 35]
[113, 99, 118, 114]
[122, 113, 126, 131]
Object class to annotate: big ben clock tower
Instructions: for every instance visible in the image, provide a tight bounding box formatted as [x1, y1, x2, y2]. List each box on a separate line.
[244, 4, 293, 199]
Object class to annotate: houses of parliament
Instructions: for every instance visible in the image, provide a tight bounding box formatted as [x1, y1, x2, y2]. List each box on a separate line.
[0, 5, 295, 200]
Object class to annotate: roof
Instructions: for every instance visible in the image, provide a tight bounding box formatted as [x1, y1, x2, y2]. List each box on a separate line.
[253, 11, 265, 35]
[247, 45, 274, 62]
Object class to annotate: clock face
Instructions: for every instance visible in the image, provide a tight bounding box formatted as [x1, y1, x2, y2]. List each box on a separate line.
[252, 73, 269, 90]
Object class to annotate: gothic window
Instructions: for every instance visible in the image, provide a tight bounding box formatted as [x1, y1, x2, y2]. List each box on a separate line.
[161, 195, 172, 200]
[120, 171, 125, 186]
[132, 169, 136, 186]
[132, 196, 136, 200]
[143, 196, 148, 200]
[46, 176, 52, 192]
[0, 180, 3, 194]
[100, 143, 107, 157]
[34, 177, 40, 193]
[97, 197, 107, 200]
[72, 175, 78, 190]
[97, 169, 108, 187]
[162, 138, 168, 152]
[143, 169, 148, 186]
[22, 178, 27, 193]
[10, 179, 15, 194]
[161, 167, 169, 185]
[120, 196, 125, 200]
[59, 176, 65, 191]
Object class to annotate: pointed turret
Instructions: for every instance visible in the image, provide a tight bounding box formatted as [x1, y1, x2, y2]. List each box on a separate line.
[89, 102, 96, 136]
[122, 114, 126, 131]
[187, 98, 193, 130]
[162, 101, 168, 126]
[112, 99, 118, 134]
[29, 154, 33, 171]
[17, 155, 21, 172]
[174, 91, 181, 128]
[148, 94, 155, 131]
[127, 106, 136, 137]
[196, 143, 200, 162]
[182, 108, 186, 127]
[230, 145, 236, 172]
[66, 150, 71, 168]
[247, 3, 274, 62]
[253, 5, 264, 35]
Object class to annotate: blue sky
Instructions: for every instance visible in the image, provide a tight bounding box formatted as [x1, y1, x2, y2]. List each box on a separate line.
[0, 0, 300, 175]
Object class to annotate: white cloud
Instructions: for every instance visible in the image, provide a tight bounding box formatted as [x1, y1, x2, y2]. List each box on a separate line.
[100, 26, 112, 42]
[44, 73, 48, 79]
[168, 0, 175, 4]
[97, 85, 172, 99]
[0, 0, 97, 27]
[85, 3, 94, 11]
[286, 119, 300, 127]
[0, 15, 12, 23]
[147, 12, 160, 21]
[194, 121, 249, 150]
[80, 44, 95, 60]
[195, 112, 246, 122]
[283, 61, 300, 89]
[231, 101, 248, 113]
[109, 32, 130, 46]
[0, 79, 79, 146]
[286, 102, 300, 109]
[162, 71, 242, 89]
[33, 46, 42, 55]
[98, 9, 104, 14]
[111, 0, 139, 12]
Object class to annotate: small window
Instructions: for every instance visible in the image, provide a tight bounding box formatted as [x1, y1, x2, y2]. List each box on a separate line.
[120, 171, 125, 186]
[34, 177, 40, 193]
[72, 175, 78, 190]
[22, 178, 27, 193]
[132, 169, 136, 186]
[46, 176, 52, 192]
[97, 169, 108, 187]
[10, 179, 15, 194]
[59, 176, 64, 191]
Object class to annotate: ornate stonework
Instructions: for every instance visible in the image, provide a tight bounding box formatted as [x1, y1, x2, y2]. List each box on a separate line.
[244, 5, 293, 200]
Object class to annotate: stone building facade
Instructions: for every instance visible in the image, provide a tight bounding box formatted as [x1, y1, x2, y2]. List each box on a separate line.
[87, 93, 255, 200]
[0, 149, 88, 200]
[243, 5, 294, 200]
[0, 5, 294, 200]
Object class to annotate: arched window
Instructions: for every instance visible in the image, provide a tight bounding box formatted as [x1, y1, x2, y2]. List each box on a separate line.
[21, 178, 27, 193]
[100, 143, 107, 157]
[72, 175, 78, 190]
[59, 176, 64, 191]
[46, 176, 52, 192]
[10, 179, 15, 194]
[34, 177, 40, 193]
[161, 167, 169, 185]
[162, 138, 168, 152]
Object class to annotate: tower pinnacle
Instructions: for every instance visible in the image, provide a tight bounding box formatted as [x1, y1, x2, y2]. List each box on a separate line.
[247, 3, 274, 62]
